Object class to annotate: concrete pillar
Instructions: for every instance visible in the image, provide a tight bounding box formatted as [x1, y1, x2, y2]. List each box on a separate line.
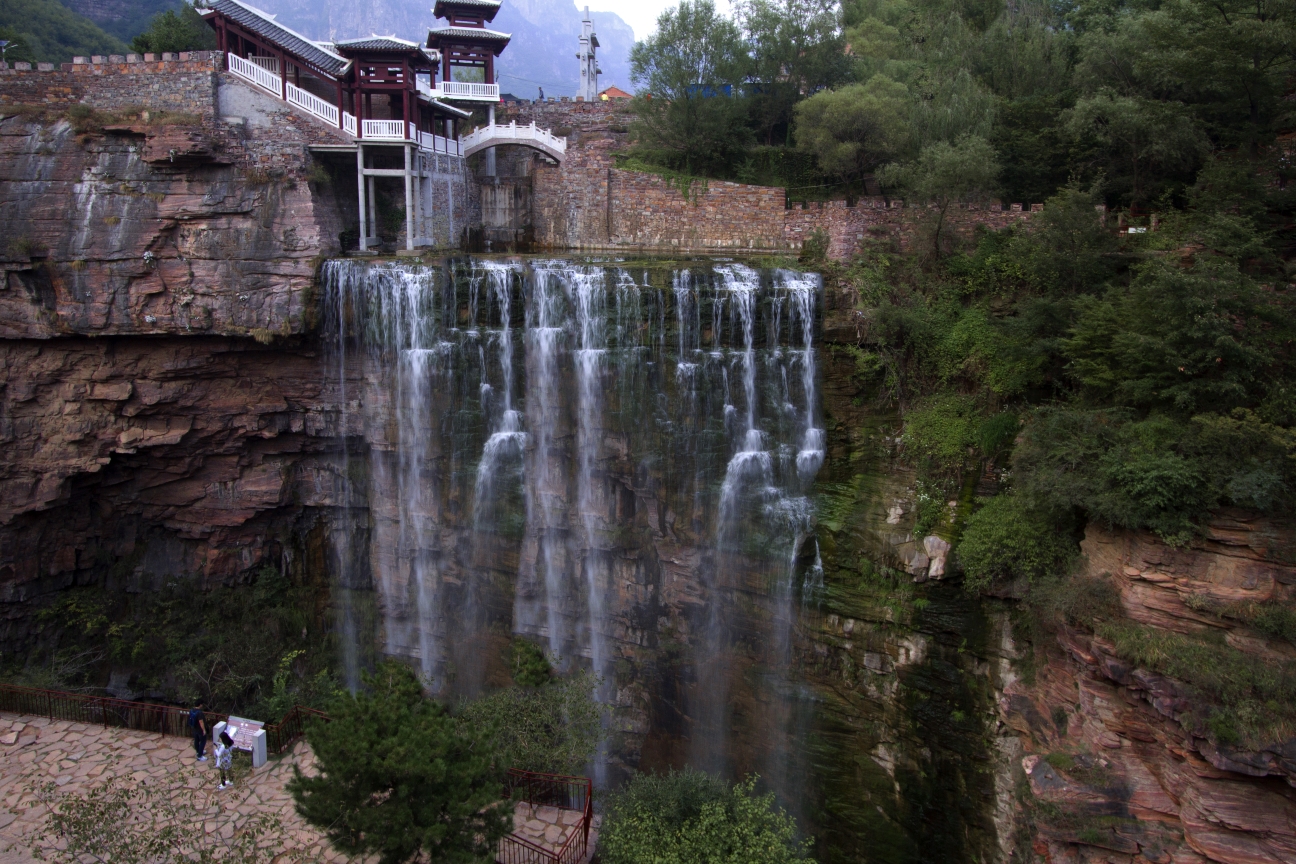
[367, 174, 377, 241]
[356, 145, 367, 251]
[486, 104, 496, 176]
[404, 144, 414, 251]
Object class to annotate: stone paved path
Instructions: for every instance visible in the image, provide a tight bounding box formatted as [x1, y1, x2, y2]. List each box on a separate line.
[0, 712, 599, 863]
[0, 712, 349, 863]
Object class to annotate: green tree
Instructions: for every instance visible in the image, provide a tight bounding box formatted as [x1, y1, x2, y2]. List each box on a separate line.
[0, 0, 126, 64]
[1065, 90, 1208, 207]
[458, 670, 602, 776]
[739, 0, 852, 145]
[794, 74, 911, 194]
[130, 2, 215, 55]
[879, 134, 1000, 255]
[288, 661, 509, 864]
[599, 770, 814, 864]
[958, 494, 1075, 592]
[629, 0, 753, 174]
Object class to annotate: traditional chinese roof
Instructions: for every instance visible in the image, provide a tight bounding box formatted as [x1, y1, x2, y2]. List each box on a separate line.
[433, 0, 502, 22]
[204, 0, 350, 78]
[426, 26, 512, 49]
[334, 36, 420, 52]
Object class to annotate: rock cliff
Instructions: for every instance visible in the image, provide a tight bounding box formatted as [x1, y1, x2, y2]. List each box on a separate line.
[1003, 518, 1296, 863]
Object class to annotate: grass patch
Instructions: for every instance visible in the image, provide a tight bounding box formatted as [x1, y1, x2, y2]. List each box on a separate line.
[1096, 619, 1296, 745]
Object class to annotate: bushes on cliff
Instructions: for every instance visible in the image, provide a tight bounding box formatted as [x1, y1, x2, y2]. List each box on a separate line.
[958, 495, 1075, 592]
[7, 563, 340, 718]
[599, 770, 814, 864]
[457, 669, 602, 776]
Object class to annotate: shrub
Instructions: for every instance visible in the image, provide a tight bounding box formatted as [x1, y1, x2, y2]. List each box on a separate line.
[289, 661, 509, 864]
[599, 770, 814, 864]
[902, 394, 979, 477]
[458, 670, 602, 776]
[509, 637, 552, 686]
[958, 494, 1075, 592]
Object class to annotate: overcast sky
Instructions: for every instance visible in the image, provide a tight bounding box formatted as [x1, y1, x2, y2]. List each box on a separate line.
[582, 0, 734, 43]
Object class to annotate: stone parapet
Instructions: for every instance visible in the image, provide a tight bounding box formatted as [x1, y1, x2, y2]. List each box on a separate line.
[0, 52, 223, 114]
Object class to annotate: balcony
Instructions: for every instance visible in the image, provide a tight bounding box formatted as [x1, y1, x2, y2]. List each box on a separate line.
[423, 81, 500, 102]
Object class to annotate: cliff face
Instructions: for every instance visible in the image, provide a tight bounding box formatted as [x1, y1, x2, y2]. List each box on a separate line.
[0, 64, 354, 646]
[1003, 519, 1296, 864]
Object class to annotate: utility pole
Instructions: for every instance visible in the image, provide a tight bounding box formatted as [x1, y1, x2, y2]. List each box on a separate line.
[576, 8, 600, 101]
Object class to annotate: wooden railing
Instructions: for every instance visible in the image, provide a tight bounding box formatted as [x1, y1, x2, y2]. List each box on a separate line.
[0, 682, 321, 755]
[500, 769, 593, 864]
[362, 119, 409, 140]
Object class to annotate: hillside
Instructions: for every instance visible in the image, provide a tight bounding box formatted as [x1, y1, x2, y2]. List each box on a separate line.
[57, 0, 183, 42]
[0, 0, 127, 63]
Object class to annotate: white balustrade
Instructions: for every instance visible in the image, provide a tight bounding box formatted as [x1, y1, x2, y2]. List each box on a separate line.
[460, 121, 567, 158]
[228, 53, 282, 96]
[343, 111, 357, 136]
[248, 55, 279, 74]
[286, 81, 339, 126]
[429, 81, 500, 101]
[362, 119, 408, 140]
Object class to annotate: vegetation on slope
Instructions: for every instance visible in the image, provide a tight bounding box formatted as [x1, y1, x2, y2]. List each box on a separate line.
[0, 0, 126, 63]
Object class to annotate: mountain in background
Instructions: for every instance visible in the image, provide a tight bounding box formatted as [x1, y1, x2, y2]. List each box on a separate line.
[58, 0, 182, 41]
[0, 0, 128, 63]
[239, 0, 635, 97]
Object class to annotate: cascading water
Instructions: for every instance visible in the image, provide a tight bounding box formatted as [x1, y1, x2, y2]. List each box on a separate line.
[321, 256, 824, 795]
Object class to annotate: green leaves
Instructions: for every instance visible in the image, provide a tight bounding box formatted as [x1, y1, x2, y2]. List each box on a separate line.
[289, 662, 509, 864]
[793, 75, 912, 184]
[599, 771, 814, 864]
[629, 1, 753, 174]
[1065, 257, 1289, 414]
[129, 3, 215, 55]
[457, 670, 603, 776]
[957, 494, 1075, 592]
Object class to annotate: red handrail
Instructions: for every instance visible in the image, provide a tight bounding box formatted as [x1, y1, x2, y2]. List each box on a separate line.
[502, 769, 594, 864]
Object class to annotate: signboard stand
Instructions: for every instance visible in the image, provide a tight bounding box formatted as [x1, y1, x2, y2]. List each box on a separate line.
[212, 716, 268, 768]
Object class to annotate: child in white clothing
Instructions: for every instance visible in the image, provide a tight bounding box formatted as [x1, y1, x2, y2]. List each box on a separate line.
[214, 731, 234, 789]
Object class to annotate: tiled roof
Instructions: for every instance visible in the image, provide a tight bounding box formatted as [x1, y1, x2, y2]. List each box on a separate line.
[433, 0, 502, 21]
[426, 26, 512, 44]
[334, 36, 421, 51]
[206, 0, 349, 78]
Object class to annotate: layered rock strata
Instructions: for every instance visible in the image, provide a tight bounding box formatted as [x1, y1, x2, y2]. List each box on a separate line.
[1004, 519, 1296, 864]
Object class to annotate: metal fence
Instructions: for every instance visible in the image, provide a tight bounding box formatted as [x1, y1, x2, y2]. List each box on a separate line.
[499, 769, 594, 864]
[0, 682, 322, 755]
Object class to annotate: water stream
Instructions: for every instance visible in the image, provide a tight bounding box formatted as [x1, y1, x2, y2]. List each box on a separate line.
[320, 256, 1006, 863]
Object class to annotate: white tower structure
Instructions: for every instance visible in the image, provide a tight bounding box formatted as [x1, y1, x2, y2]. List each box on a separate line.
[577, 6, 600, 101]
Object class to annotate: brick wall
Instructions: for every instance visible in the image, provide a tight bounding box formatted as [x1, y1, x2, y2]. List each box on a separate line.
[0, 52, 222, 115]
[532, 139, 1040, 259]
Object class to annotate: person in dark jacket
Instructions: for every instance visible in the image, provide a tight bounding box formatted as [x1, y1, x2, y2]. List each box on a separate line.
[187, 700, 207, 762]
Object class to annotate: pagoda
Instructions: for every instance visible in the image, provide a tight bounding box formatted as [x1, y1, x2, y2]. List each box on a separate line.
[425, 0, 510, 104]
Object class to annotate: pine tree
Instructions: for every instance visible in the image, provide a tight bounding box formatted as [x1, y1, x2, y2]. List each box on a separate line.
[288, 661, 510, 864]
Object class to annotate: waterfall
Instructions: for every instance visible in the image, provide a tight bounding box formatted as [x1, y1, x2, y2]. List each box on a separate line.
[322, 257, 824, 789]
